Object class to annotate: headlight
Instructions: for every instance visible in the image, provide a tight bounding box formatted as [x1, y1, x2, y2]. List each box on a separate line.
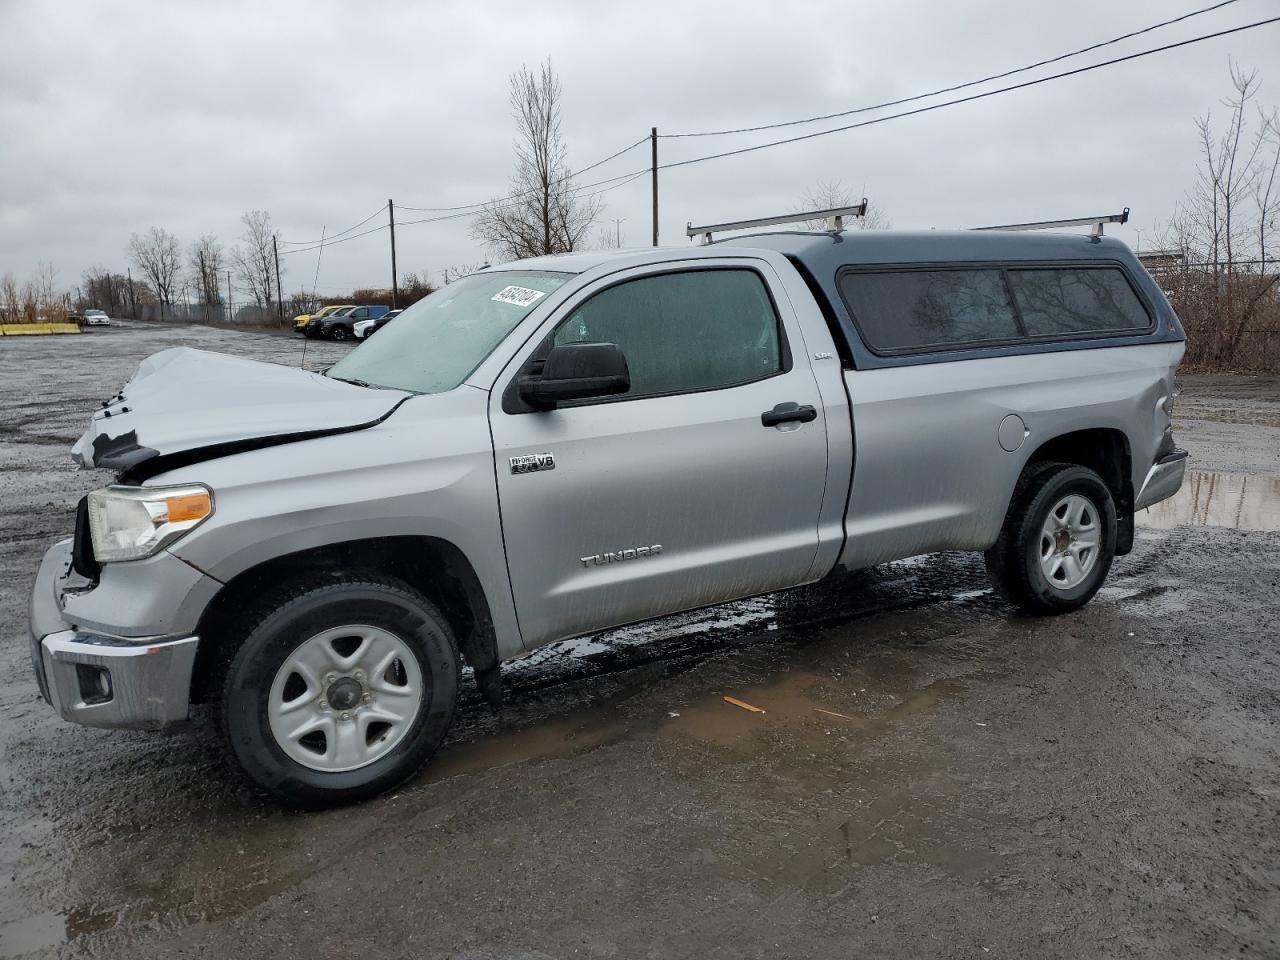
[86, 484, 213, 563]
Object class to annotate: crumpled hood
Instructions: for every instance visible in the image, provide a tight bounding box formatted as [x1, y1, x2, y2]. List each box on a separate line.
[72, 347, 411, 473]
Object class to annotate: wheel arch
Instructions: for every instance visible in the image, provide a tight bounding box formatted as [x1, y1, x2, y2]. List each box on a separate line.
[191, 535, 499, 704]
[1018, 426, 1135, 554]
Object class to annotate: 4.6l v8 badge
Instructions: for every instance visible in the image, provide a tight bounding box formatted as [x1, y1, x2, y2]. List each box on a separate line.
[510, 453, 555, 475]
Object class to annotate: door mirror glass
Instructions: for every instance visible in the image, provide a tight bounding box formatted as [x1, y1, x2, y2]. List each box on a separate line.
[519, 341, 630, 408]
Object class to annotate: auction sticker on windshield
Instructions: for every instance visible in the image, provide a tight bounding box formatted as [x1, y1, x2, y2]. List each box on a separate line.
[491, 285, 547, 308]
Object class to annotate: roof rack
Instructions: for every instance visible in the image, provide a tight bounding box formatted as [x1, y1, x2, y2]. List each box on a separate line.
[972, 208, 1129, 237]
[687, 199, 868, 245]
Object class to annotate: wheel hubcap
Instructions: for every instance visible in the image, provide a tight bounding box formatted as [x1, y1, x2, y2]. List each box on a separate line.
[1039, 493, 1102, 591]
[268, 624, 423, 773]
[326, 677, 362, 711]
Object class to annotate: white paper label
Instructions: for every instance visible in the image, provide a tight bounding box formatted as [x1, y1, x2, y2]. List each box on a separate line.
[490, 285, 546, 308]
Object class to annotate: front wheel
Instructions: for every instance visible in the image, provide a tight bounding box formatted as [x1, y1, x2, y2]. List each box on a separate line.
[984, 462, 1117, 615]
[220, 575, 459, 808]
[329, 326, 350, 341]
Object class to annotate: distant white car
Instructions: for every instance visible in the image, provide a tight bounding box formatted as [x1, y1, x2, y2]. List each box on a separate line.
[354, 308, 402, 339]
[84, 310, 111, 326]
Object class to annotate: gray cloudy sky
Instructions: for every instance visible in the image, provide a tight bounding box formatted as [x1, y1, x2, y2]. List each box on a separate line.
[1, 0, 1277, 299]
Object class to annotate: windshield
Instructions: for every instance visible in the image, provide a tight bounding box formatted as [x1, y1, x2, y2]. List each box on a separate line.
[330, 306, 356, 318]
[327, 271, 569, 393]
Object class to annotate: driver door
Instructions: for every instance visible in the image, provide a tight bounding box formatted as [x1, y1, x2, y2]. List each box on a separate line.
[489, 260, 830, 650]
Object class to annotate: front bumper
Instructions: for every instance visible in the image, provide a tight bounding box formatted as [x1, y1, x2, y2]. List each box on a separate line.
[28, 539, 199, 730]
[1135, 449, 1189, 511]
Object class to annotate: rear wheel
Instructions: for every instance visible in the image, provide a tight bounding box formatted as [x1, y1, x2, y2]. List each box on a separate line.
[985, 463, 1117, 614]
[220, 575, 459, 808]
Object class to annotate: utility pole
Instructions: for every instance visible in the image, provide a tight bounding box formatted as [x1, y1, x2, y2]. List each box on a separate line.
[226, 270, 232, 323]
[611, 217, 625, 248]
[650, 127, 659, 247]
[388, 199, 399, 309]
[127, 267, 137, 319]
[272, 234, 284, 325]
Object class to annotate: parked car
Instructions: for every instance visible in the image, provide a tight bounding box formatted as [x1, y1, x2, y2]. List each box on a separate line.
[304, 305, 356, 338]
[295, 304, 351, 334]
[28, 225, 1186, 807]
[320, 305, 390, 341]
[354, 308, 402, 339]
[83, 309, 111, 327]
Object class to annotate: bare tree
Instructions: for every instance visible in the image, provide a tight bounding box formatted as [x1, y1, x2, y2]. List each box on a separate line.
[0, 273, 19, 323]
[232, 210, 279, 314]
[128, 227, 181, 313]
[16, 261, 61, 320]
[32, 261, 58, 309]
[82, 265, 131, 316]
[472, 59, 601, 261]
[441, 262, 488, 285]
[795, 180, 890, 231]
[595, 222, 624, 249]
[188, 234, 225, 309]
[1161, 64, 1280, 369]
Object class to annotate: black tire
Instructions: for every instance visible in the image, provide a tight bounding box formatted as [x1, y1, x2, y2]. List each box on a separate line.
[219, 574, 459, 808]
[330, 326, 350, 341]
[984, 462, 1117, 615]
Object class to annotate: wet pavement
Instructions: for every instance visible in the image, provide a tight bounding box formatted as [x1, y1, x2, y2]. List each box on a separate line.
[1, 325, 1278, 959]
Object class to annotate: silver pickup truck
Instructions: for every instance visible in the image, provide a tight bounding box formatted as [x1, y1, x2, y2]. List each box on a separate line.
[28, 226, 1187, 806]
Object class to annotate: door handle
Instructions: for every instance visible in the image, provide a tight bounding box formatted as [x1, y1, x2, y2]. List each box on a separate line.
[761, 402, 817, 427]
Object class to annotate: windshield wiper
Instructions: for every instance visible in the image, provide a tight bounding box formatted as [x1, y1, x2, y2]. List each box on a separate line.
[329, 375, 372, 388]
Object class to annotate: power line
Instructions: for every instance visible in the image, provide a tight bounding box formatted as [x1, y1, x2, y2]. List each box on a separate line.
[661, 0, 1245, 139]
[280, 169, 648, 255]
[280, 222, 389, 256]
[279, 12, 1279, 260]
[656, 15, 1280, 172]
[280, 203, 388, 246]
[283, 136, 648, 254]
[396, 169, 648, 229]
[394, 131, 650, 212]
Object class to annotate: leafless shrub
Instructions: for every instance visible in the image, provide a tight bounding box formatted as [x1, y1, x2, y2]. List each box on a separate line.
[441, 263, 487, 285]
[795, 180, 890, 231]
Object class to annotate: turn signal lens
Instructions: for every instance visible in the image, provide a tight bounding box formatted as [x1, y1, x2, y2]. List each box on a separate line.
[164, 492, 212, 523]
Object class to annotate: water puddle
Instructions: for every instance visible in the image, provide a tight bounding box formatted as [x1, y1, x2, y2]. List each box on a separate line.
[0, 905, 117, 957]
[1138, 471, 1280, 532]
[428, 647, 972, 790]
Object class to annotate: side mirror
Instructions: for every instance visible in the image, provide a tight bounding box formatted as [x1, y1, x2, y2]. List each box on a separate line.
[519, 341, 630, 409]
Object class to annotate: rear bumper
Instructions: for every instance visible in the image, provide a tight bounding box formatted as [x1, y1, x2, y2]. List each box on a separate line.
[1135, 449, 1189, 511]
[28, 538, 199, 730]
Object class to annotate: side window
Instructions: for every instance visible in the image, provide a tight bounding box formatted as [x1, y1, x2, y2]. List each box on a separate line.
[837, 269, 1021, 353]
[552, 269, 783, 400]
[1006, 268, 1150, 336]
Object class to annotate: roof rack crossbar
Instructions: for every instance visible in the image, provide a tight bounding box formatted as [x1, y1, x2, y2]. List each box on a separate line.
[972, 208, 1129, 237]
[686, 200, 868, 245]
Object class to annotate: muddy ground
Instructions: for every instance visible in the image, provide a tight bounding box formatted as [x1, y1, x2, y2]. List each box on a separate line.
[1, 323, 1278, 959]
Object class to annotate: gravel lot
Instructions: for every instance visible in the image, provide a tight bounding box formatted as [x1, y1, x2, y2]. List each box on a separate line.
[1, 323, 1278, 959]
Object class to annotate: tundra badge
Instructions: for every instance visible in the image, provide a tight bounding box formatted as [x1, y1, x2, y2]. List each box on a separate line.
[580, 545, 663, 568]
[510, 453, 556, 475]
